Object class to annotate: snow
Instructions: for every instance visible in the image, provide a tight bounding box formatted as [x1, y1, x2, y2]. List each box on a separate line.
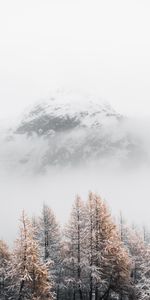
[20, 92, 121, 129]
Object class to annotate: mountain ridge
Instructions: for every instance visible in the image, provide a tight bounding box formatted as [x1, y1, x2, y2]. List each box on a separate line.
[0, 95, 145, 173]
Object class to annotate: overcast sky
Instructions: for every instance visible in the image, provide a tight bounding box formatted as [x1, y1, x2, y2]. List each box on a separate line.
[0, 0, 150, 119]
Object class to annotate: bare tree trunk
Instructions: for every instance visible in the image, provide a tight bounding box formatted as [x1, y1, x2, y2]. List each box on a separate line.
[73, 289, 76, 300]
[77, 200, 83, 300]
[95, 197, 99, 300]
[57, 285, 60, 300]
[18, 279, 25, 300]
[89, 194, 94, 300]
[101, 287, 111, 300]
[18, 212, 27, 300]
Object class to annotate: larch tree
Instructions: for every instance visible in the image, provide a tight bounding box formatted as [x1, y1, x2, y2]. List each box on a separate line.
[138, 245, 150, 300]
[118, 212, 129, 245]
[125, 227, 150, 300]
[0, 239, 10, 299]
[38, 204, 63, 299]
[1, 193, 148, 300]
[143, 226, 150, 245]
[85, 191, 102, 300]
[63, 195, 88, 300]
[86, 192, 132, 300]
[8, 211, 53, 300]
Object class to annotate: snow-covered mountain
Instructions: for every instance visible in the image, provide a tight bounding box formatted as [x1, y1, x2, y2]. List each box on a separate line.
[0, 94, 145, 173]
[16, 96, 122, 135]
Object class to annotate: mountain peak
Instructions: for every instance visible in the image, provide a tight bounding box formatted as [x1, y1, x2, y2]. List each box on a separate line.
[16, 94, 121, 136]
[0, 93, 144, 172]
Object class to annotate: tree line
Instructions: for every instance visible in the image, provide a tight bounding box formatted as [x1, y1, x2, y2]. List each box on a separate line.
[0, 192, 150, 300]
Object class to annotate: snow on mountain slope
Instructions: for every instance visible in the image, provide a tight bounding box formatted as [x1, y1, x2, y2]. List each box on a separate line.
[16, 95, 121, 135]
[0, 94, 145, 173]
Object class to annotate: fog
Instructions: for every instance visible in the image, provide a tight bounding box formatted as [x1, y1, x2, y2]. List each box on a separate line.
[1, 0, 150, 244]
[1, 162, 150, 244]
[1, 0, 150, 118]
[1, 116, 150, 244]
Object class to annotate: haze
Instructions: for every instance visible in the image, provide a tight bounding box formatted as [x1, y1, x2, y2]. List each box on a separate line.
[0, 1, 150, 243]
[0, 0, 150, 118]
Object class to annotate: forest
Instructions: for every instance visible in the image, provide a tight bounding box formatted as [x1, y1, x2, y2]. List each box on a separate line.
[0, 192, 149, 300]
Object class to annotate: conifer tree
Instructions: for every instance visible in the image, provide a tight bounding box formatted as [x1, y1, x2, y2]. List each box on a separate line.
[125, 227, 150, 300]
[8, 211, 53, 300]
[86, 191, 101, 300]
[86, 192, 131, 300]
[0, 240, 10, 299]
[63, 195, 87, 300]
[38, 204, 62, 299]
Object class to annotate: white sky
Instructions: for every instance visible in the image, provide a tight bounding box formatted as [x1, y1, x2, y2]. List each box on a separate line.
[0, 0, 150, 118]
